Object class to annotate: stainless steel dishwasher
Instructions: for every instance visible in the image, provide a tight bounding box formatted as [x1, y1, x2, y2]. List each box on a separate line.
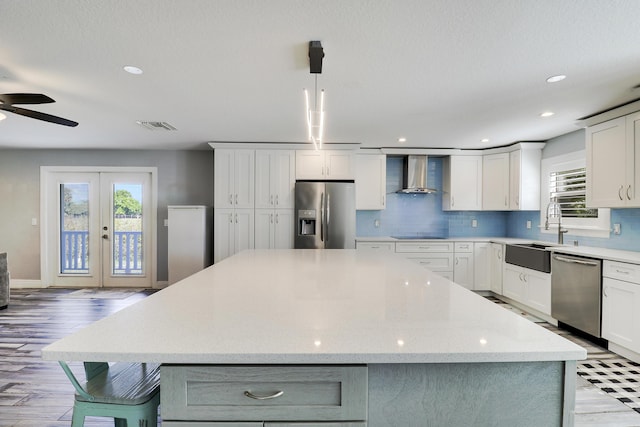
[551, 253, 602, 338]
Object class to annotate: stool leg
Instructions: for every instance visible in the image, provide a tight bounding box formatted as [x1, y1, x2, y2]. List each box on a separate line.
[70, 405, 85, 427]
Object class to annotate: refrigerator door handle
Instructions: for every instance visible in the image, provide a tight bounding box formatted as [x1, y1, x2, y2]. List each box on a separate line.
[320, 192, 324, 242]
[326, 193, 330, 243]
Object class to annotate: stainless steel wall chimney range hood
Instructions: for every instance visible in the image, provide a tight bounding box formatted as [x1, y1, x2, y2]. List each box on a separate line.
[398, 155, 437, 194]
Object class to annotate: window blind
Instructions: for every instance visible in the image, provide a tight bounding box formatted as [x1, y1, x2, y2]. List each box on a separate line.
[549, 167, 597, 218]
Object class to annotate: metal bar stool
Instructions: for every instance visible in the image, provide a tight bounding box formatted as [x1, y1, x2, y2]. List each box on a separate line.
[59, 361, 160, 427]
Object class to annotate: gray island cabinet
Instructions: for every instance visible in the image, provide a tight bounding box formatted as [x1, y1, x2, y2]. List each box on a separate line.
[42, 250, 585, 426]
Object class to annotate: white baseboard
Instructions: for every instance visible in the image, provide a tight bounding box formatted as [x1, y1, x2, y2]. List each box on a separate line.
[608, 342, 640, 364]
[10, 279, 43, 288]
[155, 281, 169, 289]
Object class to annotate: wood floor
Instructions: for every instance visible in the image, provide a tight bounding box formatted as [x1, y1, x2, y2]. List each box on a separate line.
[1, 288, 639, 426]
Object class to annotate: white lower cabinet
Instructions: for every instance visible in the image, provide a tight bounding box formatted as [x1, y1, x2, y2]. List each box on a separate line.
[214, 209, 254, 263]
[473, 242, 491, 291]
[489, 243, 504, 295]
[503, 264, 551, 315]
[255, 209, 294, 250]
[453, 242, 474, 290]
[602, 260, 640, 352]
[161, 365, 367, 425]
[396, 241, 455, 279]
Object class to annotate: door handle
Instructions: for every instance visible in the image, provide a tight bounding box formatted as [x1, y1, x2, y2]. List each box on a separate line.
[603, 286, 608, 298]
[320, 192, 324, 242]
[553, 255, 599, 267]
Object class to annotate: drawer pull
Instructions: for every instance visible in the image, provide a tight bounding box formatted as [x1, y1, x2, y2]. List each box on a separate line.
[615, 269, 630, 275]
[244, 390, 284, 400]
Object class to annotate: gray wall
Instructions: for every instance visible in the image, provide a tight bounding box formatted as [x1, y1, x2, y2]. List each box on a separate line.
[0, 149, 213, 283]
[541, 129, 585, 158]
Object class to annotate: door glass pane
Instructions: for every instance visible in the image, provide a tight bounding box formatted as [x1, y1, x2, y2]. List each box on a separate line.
[60, 183, 90, 274]
[112, 183, 143, 275]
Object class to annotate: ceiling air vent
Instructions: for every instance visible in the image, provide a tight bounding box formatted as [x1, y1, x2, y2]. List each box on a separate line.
[136, 121, 177, 131]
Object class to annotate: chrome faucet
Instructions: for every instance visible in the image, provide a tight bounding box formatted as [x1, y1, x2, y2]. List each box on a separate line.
[545, 201, 568, 244]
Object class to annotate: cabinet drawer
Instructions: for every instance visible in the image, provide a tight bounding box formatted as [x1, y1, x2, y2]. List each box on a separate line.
[161, 365, 367, 422]
[401, 254, 454, 271]
[164, 423, 262, 426]
[356, 242, 394, 252]
[454, 242, 473, 253]
[604, 260, 640, 283]
[395, 242, 454, 253]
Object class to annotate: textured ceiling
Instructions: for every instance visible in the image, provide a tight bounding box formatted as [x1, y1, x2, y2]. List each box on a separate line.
[1, 0, 640, 150]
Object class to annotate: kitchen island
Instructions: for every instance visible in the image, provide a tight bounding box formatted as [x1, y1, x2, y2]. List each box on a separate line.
[42, 249, 585, 426]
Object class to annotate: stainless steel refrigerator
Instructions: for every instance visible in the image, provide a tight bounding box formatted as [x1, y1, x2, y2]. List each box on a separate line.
[294, 181, 355, 249]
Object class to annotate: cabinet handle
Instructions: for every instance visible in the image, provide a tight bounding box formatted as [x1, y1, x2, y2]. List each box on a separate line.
[628, 185, 632, 200]
[229, 194, 233, 205]
[229, 213, 233, 223]
[498, 250, 502, 260]
[603, 286, 608, 298]
[244, 390, 284, 400]
[505, 196, 508, 207]
[382, 195, 385, 206]
[371, 246, 380, 249]
[276, 213, 279, 224]
[235, 213, 238, 224]
[615, 269, 630, 275]
[523, 274, 527, 283]
[235, 194, 239, 204]
[619, 185, 624, 201]
[519, 273, 524, 281]
[420, 261, 431, 265]
[270, 195, 274, 205]
[455, 257, 459, 265]
[451, 196, 454, 207]
[270, 214, 273, 224]
[275, 195, 279, 206]
[516, 196, 519, 206]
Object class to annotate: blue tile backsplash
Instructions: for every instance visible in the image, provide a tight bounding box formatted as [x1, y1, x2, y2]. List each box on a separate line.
[356, 156, 640, 252]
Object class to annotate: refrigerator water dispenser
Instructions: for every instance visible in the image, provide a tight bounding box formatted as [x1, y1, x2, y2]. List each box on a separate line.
[298, 209, 317, 235]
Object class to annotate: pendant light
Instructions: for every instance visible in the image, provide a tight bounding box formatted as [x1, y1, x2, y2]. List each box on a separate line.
[304, 41, 325, 150]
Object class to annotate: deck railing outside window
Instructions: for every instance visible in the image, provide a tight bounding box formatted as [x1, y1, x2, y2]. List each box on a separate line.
[60, 231, 142, 274]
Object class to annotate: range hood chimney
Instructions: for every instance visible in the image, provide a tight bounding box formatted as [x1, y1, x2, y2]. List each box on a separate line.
[398, 155, 437, 194]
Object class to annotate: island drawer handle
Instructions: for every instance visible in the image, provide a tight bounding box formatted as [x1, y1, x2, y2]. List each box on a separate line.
[244, 390, 284, 400]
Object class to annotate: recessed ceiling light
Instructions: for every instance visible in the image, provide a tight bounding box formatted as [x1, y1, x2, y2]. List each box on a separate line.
[546, 75, 566, 83]
[0, 113, 6, 121]
[398, 137, 407, 143]
[123, 65, 143, 75]
[481, 138, 489, 143]
[540, 111, 555, 117]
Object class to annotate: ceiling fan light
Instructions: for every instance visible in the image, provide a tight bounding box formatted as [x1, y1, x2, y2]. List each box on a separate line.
[540, 111, 555, 117]
[546, 75, 566, 83]
[123, 65, 143, 75]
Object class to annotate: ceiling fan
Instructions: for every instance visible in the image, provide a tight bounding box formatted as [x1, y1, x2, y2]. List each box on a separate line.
[0, 93, 78, 127]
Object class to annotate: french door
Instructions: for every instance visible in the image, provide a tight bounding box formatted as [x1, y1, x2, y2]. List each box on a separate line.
[43, 169, 155, 287]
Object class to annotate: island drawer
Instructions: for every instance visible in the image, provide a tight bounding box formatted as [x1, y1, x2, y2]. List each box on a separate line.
[395, 241, 454, 253]
[603, 260, 640, 283]
[400, 254, 454, 271]
[356, 241, 394, 251]
[161, 365, 368, 422]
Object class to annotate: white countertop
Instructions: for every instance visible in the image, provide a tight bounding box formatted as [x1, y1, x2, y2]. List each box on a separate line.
[42, 249, 585, 364]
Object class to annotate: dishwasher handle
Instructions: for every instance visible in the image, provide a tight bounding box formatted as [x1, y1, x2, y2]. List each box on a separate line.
[553, 255, 599, 267]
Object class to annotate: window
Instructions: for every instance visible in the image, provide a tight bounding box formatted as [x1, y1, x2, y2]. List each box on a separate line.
[549, 167, 597, 218]
[540, 151, 610, 238]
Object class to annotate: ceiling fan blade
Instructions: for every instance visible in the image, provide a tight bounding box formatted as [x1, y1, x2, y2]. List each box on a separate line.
[0, 93, 55, 105]
[0, 105, 78, 127]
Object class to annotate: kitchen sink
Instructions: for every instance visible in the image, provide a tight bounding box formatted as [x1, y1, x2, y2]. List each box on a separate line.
[505, 243, 556, 273]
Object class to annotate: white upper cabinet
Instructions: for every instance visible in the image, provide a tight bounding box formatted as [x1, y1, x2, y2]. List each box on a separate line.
[586, 115, 639, 207]
[214, 149, 255, 209]
[442, 155, 482, 211]
[355, 154, 386, 210]
[482, 153, 510, 210]
[296, 150, 354, 180]
[255, 150, 295, 209]
[509, 148, 541, 210]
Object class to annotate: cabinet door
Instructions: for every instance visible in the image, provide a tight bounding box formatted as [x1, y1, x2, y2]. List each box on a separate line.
[325, 150, 354, 179]
[234, 150, 255, 208]
[502, 265, 526, 303]
[482, 153, 509, 210]
[355, 154, 386, 210]
[586, 117, 628, 207]
[213, 209, 234, 263]
[272, 151, 296, 208]
[490, 243, 503, 295]
[255, 151, 273, 209]
[234, 209, 255, 254]
[473, 243, 491, 291]
[214, 150, 235, 208]
[453, 253, 474, 290]
[509, 150, 521, 210]
[523, 269, 551, 315]
[602, 277, 638, 351]
[273, 209, 295, 249]
[254, 209, 274, 249]
[296, 151, 325, 179]
[630, 111, 640, 205]
[444, 156, 482, 211]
